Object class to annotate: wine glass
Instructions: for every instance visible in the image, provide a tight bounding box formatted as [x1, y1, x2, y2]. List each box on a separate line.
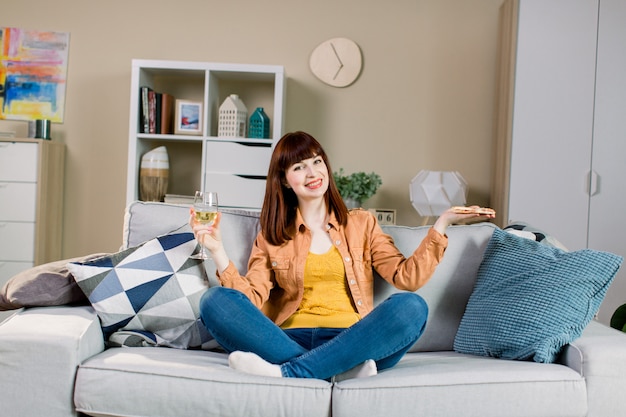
[190, 191, 218, 260]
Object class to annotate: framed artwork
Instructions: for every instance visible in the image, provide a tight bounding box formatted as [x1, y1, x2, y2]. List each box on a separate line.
[174, 100, 202, 135]
[0, 27, 70, 122]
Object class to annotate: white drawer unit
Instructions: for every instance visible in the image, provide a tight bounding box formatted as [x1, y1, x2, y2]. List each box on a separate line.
[205, 141, 272, 176]
[204, 172, 267, 208]
[0, 139, 65, 277]
[0, 182, 37, 221]
[0, 141, 38, 182]
[0, 222, 36, 262]
[204, 141, 271, 207]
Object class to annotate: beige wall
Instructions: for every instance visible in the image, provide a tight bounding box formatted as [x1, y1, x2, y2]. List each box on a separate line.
[2, 0, 504, 258]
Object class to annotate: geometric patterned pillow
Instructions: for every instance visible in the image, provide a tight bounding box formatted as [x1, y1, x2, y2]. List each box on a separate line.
[67, 233, 211, 349]
[454, 228, 623, 363]
[504, 221, 569, 251]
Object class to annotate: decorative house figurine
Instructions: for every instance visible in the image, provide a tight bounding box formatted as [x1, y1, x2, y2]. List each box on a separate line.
[140, 146, 169, 202]
[218, 94, 248, 137]
[249, 107, 270, 139]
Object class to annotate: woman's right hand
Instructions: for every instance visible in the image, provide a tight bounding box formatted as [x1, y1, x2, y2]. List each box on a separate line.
[189, 208, 231, 273]
[189, 207, 224, 254]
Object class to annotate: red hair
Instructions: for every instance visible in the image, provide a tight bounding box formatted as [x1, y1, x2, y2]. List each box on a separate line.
[260, 131, 348, 245]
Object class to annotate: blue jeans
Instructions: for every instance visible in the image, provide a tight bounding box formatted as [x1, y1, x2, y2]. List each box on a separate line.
[199, 287, 428, 380]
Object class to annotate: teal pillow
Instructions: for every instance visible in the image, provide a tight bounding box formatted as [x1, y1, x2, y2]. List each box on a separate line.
[454, 228, 623, 363]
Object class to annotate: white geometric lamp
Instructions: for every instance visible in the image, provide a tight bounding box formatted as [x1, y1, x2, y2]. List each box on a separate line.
[409, 170, 468, 217]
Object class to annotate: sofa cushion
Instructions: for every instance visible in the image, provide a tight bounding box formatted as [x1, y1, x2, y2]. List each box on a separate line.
[376, 222, 496, 352]
[123, 202, 260, 277]
[75, 347, 332, 417]
[332, 351, 587, 417]
[0, 253, 105, 311]
[454, 227, 623, 363]
[67, 232, 211, 349]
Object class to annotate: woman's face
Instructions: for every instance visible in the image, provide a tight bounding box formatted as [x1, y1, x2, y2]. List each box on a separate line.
[284, 154, 329, 202]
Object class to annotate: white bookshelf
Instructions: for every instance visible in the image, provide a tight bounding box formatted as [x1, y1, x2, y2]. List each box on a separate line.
[126, 59, 286, 208]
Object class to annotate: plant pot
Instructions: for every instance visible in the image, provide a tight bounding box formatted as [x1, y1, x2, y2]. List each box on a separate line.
[344, 198, 362, 209]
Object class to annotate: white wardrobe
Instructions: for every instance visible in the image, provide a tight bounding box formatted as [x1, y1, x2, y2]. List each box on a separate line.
[492, 0, 626, 324]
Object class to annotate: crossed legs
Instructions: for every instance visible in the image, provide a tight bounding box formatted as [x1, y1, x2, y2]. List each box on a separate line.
[199, 287, 428, 380]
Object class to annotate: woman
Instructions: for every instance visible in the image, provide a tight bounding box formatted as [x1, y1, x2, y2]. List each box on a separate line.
[191, 131, 493, 380]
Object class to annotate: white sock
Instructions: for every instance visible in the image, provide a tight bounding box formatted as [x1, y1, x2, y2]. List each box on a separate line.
[334, 359, 377, 382]
[228, 351, 283, 378]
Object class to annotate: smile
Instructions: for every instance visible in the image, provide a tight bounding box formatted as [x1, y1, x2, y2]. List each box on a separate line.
[306, 179, 323, 189]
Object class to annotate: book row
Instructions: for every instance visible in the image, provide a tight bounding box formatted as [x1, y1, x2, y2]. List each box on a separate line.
[139, 86, 174, 134]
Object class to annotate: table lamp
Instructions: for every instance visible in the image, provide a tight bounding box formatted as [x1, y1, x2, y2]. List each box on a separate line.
[409, 170, 468, 224]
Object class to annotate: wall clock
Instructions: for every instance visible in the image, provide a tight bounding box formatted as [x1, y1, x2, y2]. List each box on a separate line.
[309, 37, 362, 87]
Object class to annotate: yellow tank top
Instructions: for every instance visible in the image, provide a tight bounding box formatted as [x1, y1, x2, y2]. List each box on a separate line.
[281, 246, 360, 329]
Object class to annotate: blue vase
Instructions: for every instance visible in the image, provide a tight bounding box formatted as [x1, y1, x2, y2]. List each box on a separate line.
[249, 107, 270, 139]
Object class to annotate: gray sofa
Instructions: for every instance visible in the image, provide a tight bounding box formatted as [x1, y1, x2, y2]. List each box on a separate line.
[1, 201, 626, 417]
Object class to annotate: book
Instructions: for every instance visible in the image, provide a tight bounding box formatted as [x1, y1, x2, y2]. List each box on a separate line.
[138, 87, 175, 134]
[155, 92, 162, 134]
[148, 89, 156, 134]
[160, 93, 175, 134]
[164, 194, 195, 204]
[139, 86, 152, 133]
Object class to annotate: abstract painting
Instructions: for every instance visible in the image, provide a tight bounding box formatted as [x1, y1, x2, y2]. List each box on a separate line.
[0, 27, 70, 122]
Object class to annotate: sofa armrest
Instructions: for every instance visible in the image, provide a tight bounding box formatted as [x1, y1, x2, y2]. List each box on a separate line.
[561, 320, 626, 416]
[0, 306, 104, 417]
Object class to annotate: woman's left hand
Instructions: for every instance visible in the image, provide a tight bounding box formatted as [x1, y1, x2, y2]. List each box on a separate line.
[432, 206, 496, 236]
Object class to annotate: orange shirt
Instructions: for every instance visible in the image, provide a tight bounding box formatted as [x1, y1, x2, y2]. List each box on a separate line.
[218, 209, 448, 326]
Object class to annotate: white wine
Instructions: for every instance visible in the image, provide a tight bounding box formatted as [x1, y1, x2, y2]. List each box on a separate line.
[195, 210, 217, 225]
[190, 191, 218, 260]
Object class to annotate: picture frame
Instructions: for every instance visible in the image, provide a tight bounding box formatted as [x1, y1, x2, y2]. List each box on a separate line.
[174, 100, 203, 135]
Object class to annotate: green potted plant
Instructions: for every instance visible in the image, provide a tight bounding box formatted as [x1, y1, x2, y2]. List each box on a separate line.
[611, 303, 626, 333]
[333, 168, 382, 208]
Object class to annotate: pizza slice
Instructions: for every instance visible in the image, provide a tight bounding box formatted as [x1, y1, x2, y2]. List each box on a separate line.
[450, 206, 496, 216]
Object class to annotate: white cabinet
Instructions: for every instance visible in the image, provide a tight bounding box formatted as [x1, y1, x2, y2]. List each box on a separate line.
[0, 139, 65, 294]
[587, 0, 626, 324]
[126, 59, 286, 208]
[492, 0, 626, 324]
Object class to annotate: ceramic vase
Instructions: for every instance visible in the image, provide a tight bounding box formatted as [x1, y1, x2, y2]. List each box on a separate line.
[218, 94, 248, 137]
[140, 146, 169, 202]
[249, 107, 270, 139]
